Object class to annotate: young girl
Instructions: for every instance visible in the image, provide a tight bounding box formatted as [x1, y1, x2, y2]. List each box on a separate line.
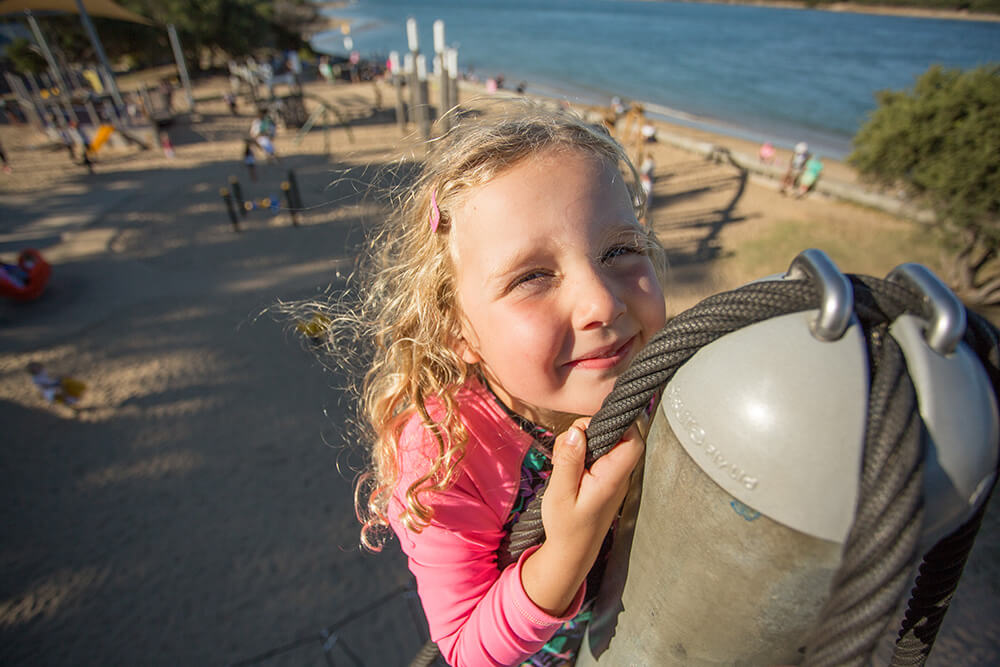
[346, 102, 667, 666]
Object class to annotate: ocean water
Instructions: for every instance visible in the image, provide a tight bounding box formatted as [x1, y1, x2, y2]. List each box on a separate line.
[312, 0, 999, 159]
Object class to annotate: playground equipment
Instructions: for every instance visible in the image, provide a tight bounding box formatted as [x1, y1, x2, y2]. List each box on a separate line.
[409, 249, 1000, 666]
[220, 170, 304, 231]
[1, 249, 52, 302]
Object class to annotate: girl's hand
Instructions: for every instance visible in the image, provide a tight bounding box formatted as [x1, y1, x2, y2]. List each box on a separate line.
[520, 418, 645, 616]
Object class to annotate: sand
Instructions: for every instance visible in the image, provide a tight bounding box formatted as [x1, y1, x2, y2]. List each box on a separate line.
[1, 75, 996, 665]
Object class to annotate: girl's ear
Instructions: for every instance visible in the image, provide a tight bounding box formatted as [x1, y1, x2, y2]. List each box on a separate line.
[456, 334, 482, 365]
[454, 319, 482, 365]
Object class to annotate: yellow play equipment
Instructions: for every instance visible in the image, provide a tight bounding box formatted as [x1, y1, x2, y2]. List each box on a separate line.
[88, 124, 116, 154]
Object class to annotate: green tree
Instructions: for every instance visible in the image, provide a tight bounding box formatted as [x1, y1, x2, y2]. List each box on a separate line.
[849, 65, 1000, 306]
[0, 0, 318, 72]
[4, 37, 48, 74]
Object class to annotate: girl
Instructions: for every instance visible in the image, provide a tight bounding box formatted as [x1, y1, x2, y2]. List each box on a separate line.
[345, 102, 667, 666]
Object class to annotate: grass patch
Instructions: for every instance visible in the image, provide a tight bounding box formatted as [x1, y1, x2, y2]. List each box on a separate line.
[724, 217, 943, 285]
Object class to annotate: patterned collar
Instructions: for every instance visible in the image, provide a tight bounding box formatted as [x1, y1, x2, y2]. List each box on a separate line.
[481, 379, 555, 456]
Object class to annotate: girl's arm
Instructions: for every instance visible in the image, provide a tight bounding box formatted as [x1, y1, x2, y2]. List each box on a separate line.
[520, 420, 645, 616]
[390, 416, 581, 666]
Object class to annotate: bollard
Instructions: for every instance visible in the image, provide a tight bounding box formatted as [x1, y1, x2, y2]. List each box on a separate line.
[447, 48, 459, 119]
[281, 182, 299, 226]
[416, 54, 430, 141]
[228, 175, 246, 217]
[389, 51, 406, 133]
[286, 168, 303, 211]
[220, 187, 240, 232]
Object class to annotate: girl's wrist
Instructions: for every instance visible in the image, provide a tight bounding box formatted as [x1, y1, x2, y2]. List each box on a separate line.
[520, 540, 590, 617]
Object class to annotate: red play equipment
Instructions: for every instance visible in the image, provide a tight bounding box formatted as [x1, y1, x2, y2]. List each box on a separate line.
[0, 249, 51, 302]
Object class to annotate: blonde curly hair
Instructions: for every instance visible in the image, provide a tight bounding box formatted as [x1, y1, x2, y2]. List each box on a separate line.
[338, 100, 665, 550]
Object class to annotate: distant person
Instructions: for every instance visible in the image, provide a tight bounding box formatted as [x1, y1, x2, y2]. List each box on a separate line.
[319, 55, 334, 84]
[796, 155, 824, 197]
[159, 79, 174, 112]
[27, 362, 87, 408]
[639, 152, 655, 225]
[641, 123, 657, 143]
[758, 141, 776, 165]
[780, 141, 810, 195]
[67, 121, 95, 174]
[160, 131, 175, 159]
[249, 110, 278, 162]
[224, 92, 238, 115]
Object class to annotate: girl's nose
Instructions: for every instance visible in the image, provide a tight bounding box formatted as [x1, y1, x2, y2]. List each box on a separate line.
[572, 267, 627, 330]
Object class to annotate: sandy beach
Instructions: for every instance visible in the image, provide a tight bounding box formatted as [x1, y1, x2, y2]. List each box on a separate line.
[1, 74, 997, 665]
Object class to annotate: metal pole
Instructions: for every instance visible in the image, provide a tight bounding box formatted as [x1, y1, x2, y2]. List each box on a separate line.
[75, 0, 124, 109]
[166, 24, 195, 112]
[25, 11, 78, 123]
[281, 182, 299, 226]
[5, 73, 42, 128]
[228, 175, 245, 216]
[447, 48, 459, 117]
[221, 187, 240, 231]
[405, 53, 417, 129]
[406, 18, 420, 129]
[323, 109, 330, 155]
[416, 55, 430, 141]
[389, 51, 405, 133]
[434, 21, 448, 130]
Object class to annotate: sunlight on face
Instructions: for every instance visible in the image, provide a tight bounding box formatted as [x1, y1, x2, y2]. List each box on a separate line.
[451, 147, 666, 427]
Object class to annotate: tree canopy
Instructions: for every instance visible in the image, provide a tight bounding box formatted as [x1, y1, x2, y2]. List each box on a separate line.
[849, 64, 1000, 305]
[1, 0, 320, 71]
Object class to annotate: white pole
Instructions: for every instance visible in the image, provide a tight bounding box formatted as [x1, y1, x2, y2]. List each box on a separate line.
[406, 17, 419, 54]
[389, 50, 405, 131]
[432, 20, 445, 78]
[167, 24, 195, 112]
[447, 48, 459, 113]
[416, 54, 429, 140]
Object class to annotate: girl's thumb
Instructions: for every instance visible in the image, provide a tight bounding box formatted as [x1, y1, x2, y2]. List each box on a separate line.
[548, 425, 586, 497]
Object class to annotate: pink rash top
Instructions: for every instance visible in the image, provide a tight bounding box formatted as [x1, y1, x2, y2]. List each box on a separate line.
[388, 379, 586, 667]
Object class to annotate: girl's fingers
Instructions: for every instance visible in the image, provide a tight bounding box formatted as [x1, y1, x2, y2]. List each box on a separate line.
[547, 423, 588, 501]
[587, 424, 645, 487]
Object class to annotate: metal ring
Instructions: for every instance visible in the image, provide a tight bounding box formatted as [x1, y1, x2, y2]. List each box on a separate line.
[887, 263, 967, 356]
[784, 248, 854, 342]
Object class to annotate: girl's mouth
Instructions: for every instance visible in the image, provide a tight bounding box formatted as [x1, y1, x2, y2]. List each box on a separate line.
[568, 336, 636, 370]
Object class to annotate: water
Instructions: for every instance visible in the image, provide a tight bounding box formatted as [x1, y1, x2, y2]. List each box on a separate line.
[312, 0, 1000, 159]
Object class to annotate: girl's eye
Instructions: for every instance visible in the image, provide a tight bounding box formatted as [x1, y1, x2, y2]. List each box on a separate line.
[508, 270, 551, 292]
[602, 242, 644, 263]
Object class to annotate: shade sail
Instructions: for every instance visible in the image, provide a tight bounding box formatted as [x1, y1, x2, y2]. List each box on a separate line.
[0, 0, 154, 25]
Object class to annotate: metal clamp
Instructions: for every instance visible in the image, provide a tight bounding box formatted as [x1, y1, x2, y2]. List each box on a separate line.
[784, 249, 854, 342]
[887, 263, 967, 356]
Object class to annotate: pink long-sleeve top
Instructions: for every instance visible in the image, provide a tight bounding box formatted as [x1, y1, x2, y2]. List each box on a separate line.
[388, 379, 586, 666]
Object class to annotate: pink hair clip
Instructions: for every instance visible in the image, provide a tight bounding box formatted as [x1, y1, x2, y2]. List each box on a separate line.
[429, 189, 441, 233]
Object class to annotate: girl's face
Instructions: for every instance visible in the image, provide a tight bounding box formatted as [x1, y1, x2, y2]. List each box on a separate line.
[451, 147, 666, 428]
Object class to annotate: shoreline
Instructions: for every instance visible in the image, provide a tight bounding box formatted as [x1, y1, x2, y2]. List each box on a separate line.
[661, 0, 1000, 22]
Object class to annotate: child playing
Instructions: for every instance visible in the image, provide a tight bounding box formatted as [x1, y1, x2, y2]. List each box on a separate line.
[337, 102, 668, 666]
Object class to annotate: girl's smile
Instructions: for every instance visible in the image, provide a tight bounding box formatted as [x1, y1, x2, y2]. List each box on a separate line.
[450, 146, 667, 427]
